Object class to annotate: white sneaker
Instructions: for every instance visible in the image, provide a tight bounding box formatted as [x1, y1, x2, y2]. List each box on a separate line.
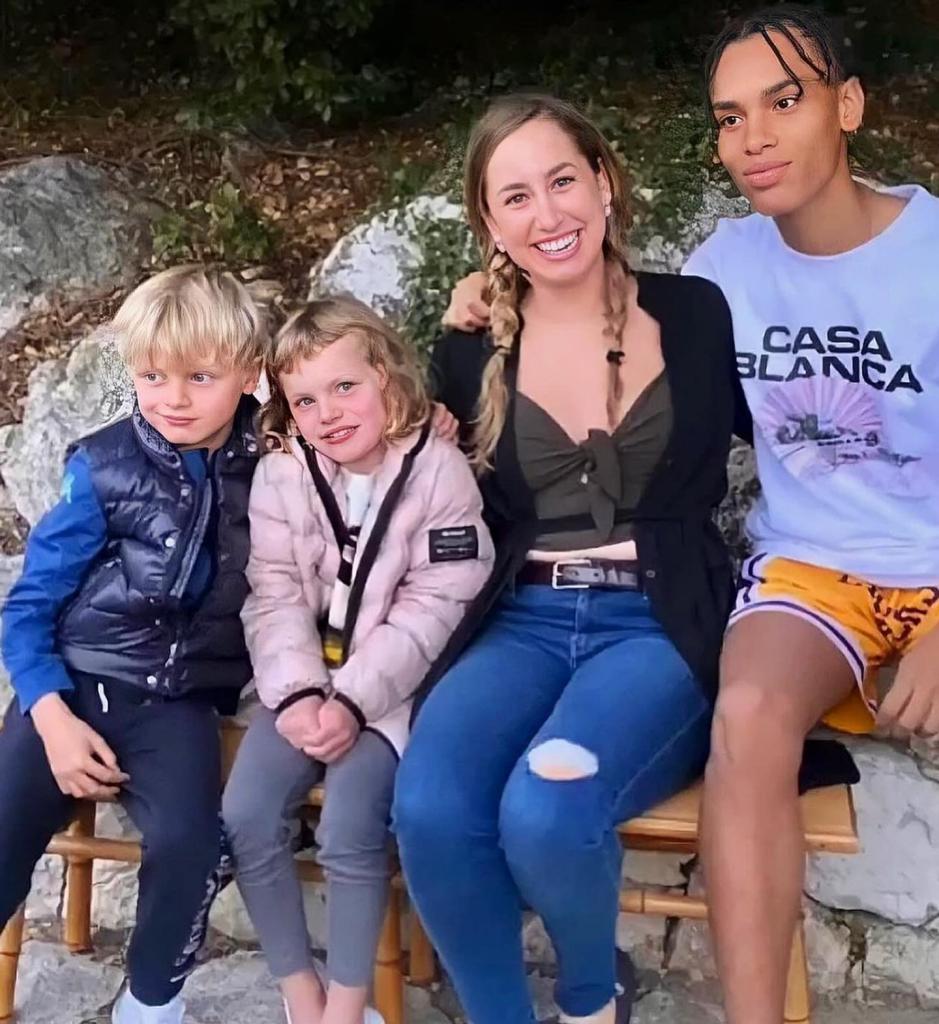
[111, 988, 185, 1024]
[558, 998, 615, 1024]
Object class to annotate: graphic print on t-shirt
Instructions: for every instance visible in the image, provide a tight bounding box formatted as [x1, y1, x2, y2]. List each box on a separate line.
[755, 375, 922, 495]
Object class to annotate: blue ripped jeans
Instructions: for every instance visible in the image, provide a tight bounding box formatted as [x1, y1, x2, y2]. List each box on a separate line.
[393, 585, 712, 1024]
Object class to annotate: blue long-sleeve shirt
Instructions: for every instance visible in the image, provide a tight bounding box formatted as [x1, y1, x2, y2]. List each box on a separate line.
[2, 449, 214, 713]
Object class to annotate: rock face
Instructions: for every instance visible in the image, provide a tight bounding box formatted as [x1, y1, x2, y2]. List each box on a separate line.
[308, 195, 464, 320]
[808, 738, 939, 929]
[0, 326, 132, 526]
[629, 185, 750, 274]
[0, 157, 151, 334]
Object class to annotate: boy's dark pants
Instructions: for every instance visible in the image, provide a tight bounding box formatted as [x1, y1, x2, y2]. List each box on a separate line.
[0, 675, 223, 1006]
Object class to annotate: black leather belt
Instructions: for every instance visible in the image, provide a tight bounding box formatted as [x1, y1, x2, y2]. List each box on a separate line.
[517, 558, 642, 591]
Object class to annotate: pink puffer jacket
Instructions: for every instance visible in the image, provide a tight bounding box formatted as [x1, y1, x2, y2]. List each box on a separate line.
[241, 427, 494, 755]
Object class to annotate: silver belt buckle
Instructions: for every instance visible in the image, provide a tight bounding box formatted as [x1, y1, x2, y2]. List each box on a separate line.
[551, 558, 591, 590]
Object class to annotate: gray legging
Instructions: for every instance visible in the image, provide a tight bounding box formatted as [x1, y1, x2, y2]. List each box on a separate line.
[222, 707, 397, 987]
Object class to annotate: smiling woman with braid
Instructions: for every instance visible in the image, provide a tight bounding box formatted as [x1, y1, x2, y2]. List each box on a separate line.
[392, 94, 751, 1024]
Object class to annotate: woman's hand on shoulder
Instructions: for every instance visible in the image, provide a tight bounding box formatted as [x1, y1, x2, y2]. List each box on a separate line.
[431, 402, 460, 442]
[442, 271, 490, 332]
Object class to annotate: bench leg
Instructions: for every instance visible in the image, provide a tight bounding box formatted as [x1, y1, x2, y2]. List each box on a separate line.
[784, 916, 811, 1024]
[0, 905, 26, 1022]
[407, 905, 437, 987]
[373, 888, 404, 1024]
[64, 803, 96, 954]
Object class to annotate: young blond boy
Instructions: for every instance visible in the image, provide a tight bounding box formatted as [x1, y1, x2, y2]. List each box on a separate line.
[0, 266, 267, 1024]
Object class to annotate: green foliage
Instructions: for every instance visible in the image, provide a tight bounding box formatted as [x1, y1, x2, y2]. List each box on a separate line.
[617, 106, 717, 246]
[168, 0, 396, 122]
[374, 151, 440, 208]
[850, 129, 937, 192]
[150, 210, 195, 264]
[402, 214, 477, 360]
[151, 181, 279, 265]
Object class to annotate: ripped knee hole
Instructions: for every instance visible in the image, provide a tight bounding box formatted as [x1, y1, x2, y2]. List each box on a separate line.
[527, 739, 598, 781]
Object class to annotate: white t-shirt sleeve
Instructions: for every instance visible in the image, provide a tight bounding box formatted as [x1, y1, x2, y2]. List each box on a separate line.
[681, 232, 722, 284]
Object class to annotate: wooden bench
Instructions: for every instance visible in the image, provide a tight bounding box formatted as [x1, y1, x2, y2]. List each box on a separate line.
[0, 721, 858, 1024]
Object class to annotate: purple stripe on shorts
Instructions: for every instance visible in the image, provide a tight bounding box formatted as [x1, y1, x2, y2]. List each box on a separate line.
[738, 553, 769, 606]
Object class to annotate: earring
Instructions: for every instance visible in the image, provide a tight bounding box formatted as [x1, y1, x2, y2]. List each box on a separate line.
[603, 203, 611, 217]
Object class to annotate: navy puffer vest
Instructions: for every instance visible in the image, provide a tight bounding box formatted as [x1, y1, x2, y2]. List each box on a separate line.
[56, 396, 259, 713]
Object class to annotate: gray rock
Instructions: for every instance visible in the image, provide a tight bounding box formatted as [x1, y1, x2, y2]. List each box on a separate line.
[0, 326, 132, 526]
[632, 980, 726, 1024]
[308, 195, 464, 322]
[807, 738, 939, 928]
[716, 440, 760, 568]
[804, 902, 856, 996]
[183, 951, 283, 1023]
[405, 984, 453, 1024]
[0, 157, 152, 334]
[629, 972, 933, 1024]
[863, 921, 939, 1007]
[26, 854, 67, 924]
[616, 913, 669, 972]
[630, 185, 750, 273]
[12, 940, 124, 1023]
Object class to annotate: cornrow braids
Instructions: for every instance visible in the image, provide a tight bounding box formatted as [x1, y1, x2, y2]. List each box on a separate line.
[704, 4, 850, 128]
[471, 248, 523, 471]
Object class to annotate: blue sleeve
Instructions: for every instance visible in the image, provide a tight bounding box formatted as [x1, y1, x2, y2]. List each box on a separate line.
[1, 452, 108, 713]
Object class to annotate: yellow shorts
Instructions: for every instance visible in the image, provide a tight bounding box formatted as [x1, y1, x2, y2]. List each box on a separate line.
[730, 555, 939, 734]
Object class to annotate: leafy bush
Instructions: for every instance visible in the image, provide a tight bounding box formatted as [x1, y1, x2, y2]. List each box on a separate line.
[168, 0, 397, 121]
[151, 180, 279, 264]
[402, 213, 477, 360]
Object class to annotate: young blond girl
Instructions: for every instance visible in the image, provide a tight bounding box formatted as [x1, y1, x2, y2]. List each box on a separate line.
[222, 296, 493, 1024]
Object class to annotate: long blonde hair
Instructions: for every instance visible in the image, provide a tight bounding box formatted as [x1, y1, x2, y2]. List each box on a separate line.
[262, 295, 430, 440]
[463, 94, 634, 470]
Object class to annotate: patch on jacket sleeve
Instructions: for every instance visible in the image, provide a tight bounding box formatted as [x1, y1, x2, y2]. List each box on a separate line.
[429, 525, 479, 563]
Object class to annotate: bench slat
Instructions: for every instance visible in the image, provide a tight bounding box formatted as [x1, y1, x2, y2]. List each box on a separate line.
[618, 781, 859, 854]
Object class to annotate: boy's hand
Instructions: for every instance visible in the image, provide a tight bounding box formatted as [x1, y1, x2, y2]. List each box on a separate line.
[442, 271, 490, 331]
[31, 694, 128, 799]
[877, 626, 939, 739]
[431, 403, 459, 443]
[275, 694, 324, 751]
[304, 698, 360, 764]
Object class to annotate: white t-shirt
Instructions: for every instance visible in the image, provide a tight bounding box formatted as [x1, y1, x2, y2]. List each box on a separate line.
[326, 469, 376, 636]
[683, 184, 939, 586]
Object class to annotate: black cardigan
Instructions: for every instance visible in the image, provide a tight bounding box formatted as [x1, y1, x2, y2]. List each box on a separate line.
[414, 271, 753, 710]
